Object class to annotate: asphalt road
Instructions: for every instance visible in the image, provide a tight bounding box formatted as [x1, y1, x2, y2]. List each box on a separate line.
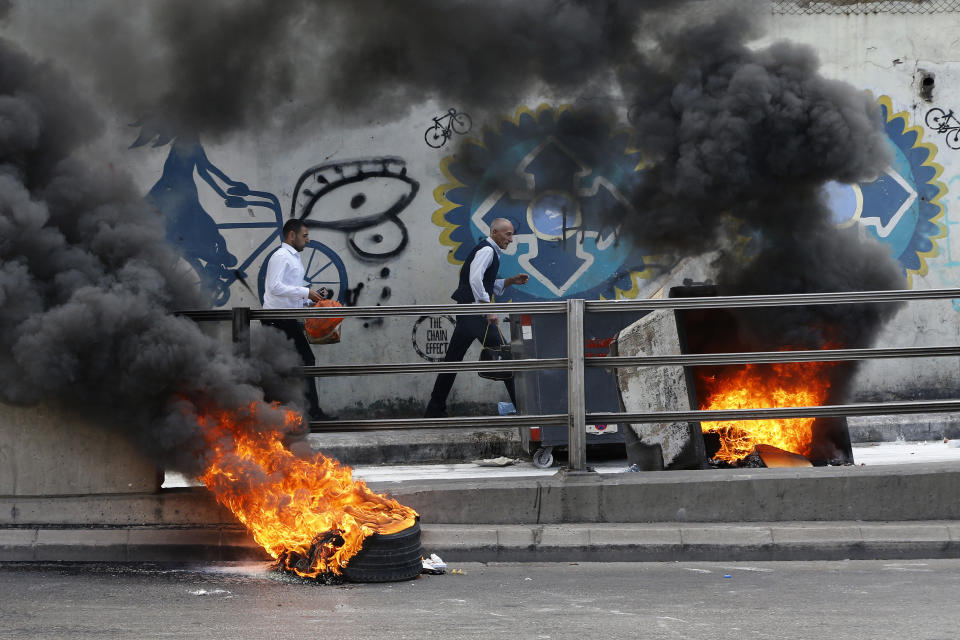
[1, 560, 958, 640]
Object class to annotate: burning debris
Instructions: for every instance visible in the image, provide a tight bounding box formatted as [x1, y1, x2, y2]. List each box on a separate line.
[195, 402, 418, 581]
[709, 443, 819, 469]
[0, 11, 423, 580]
[697, 359, 836, 463]
[616, 296, 857, 470]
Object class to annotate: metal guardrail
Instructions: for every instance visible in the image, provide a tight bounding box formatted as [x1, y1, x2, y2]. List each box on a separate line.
[179, 287, 960, 472]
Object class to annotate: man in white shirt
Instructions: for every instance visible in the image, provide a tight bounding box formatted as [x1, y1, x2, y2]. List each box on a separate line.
[425, 218, 529, 418]
[263, 219, 329, 420]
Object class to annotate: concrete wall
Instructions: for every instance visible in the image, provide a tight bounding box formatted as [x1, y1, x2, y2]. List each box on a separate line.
[10, 5, 960, 417]
[0, 403, 161, 496]
[118, 8, 960, 415]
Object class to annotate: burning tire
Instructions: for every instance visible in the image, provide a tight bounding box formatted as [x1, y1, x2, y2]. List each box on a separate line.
[342, 520, 424, 583]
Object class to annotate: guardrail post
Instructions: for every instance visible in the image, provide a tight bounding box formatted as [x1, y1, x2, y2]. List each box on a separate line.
[232, 307, 251, 357]
[566, 298, 587, 472]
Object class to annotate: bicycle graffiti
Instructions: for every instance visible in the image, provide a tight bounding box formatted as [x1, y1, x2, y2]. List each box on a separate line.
[424, 108, 472, 149]
[925, 107, 960, 150]
[137, 136, 348, 307]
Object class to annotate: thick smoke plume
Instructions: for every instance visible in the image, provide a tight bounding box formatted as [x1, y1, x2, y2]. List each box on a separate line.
[613, 4, 904, 354]
[0, 37, 304, 474]
[0, 0, 907, 465]
[7, 0, 681, 139]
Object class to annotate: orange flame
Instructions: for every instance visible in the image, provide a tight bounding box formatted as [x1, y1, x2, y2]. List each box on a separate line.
[698, 358, 835, 462]
[195, 402, 417, 578]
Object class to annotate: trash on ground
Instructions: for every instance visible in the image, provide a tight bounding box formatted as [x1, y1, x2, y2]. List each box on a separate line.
[497, 402, 517, 415]
[472, 456, 519, 467]
[421, 553, 447, 575]
[754, 443, 813, 468]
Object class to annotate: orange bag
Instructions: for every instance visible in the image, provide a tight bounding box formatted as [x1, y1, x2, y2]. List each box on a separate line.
[304, 299, 344, 344]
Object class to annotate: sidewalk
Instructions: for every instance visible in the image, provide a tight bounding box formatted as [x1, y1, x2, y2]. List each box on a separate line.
[310, 412, 960, 466]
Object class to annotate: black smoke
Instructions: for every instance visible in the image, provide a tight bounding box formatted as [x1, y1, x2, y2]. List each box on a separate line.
[613, 4, 903, 354]
[4, 0, 679, 139]
[0, 37, 304, 474]
[0, 0, 906, 462]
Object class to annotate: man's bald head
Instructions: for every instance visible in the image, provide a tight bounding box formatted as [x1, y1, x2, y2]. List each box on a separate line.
[489, 218, 515, 250]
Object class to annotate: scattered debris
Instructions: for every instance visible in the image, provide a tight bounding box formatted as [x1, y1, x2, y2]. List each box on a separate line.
[472, 456, 519, 467]
[421, 554, 447, 575]
[754, 443, 813, 468]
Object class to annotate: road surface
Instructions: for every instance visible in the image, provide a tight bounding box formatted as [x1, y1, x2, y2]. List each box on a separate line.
[1, 559, 958, 639]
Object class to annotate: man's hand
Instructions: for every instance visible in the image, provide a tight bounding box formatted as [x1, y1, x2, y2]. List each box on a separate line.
[308, 289, 323, 303]
[486, 313, 499, 324]
[505, 273, 530, 287]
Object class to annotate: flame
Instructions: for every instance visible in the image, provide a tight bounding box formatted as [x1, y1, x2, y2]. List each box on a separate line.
[194, 402, 417, 578]
[698, 358, 835, 462]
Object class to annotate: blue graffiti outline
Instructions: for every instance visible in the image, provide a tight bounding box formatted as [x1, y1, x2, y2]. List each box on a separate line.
[139, 137, 348, 306]
[866, 96, 946, 284]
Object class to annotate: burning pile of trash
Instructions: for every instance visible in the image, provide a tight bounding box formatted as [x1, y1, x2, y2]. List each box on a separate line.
[194, 401, 420, 581]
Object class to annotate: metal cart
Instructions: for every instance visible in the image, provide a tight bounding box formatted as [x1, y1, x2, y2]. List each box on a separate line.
[508, 309, 647, 468]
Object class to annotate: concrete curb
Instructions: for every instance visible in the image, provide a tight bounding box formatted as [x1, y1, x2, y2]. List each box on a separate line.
[2, 522, 959, 564]
[420, 521, 960, 562]
[384, 462, 960, 524]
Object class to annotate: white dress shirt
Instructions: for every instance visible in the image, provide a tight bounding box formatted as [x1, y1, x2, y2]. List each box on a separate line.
[469, 237, 506, 303]
[263, 243, 310, 309]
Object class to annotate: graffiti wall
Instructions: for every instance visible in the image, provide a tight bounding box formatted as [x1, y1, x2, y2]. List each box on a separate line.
[110, 10, 960, 415]
[765, 12, 960, 402]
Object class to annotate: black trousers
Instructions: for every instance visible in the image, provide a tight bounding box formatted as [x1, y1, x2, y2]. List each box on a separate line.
[262, 319, 321, 416]
[426, 314, 516, 417]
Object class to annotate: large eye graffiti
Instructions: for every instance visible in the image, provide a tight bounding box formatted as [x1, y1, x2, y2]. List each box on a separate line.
[291, 157, 420, 260]
[347, 217, 409, 261]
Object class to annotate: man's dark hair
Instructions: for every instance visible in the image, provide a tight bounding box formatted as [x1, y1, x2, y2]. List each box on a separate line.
[282, 218, 306, 238]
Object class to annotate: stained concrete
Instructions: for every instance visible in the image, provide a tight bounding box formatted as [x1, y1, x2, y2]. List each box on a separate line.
[0, 489, 235, 527]
[847, 412, 960, 443]
[613, 309, 702, 469]
[0, 403, 160, 496]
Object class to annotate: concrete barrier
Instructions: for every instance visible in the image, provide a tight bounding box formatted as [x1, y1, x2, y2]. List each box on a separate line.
[4, 462, 959, 527]
[0, 403, 160, 496]
[387, 462, 960, 524]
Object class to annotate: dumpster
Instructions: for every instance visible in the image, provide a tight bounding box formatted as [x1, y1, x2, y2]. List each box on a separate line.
[508, 309, 647, 468]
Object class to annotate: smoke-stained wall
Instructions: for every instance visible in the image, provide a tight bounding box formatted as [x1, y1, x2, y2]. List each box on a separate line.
[764, 9, 960, 403]
[3, 1, 959, 422]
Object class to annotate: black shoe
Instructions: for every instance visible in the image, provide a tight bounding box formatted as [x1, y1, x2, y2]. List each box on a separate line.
[424, 407, 448, 418]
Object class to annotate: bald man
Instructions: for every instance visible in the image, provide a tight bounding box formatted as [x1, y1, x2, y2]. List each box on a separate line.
[425, 218, 529, 418]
